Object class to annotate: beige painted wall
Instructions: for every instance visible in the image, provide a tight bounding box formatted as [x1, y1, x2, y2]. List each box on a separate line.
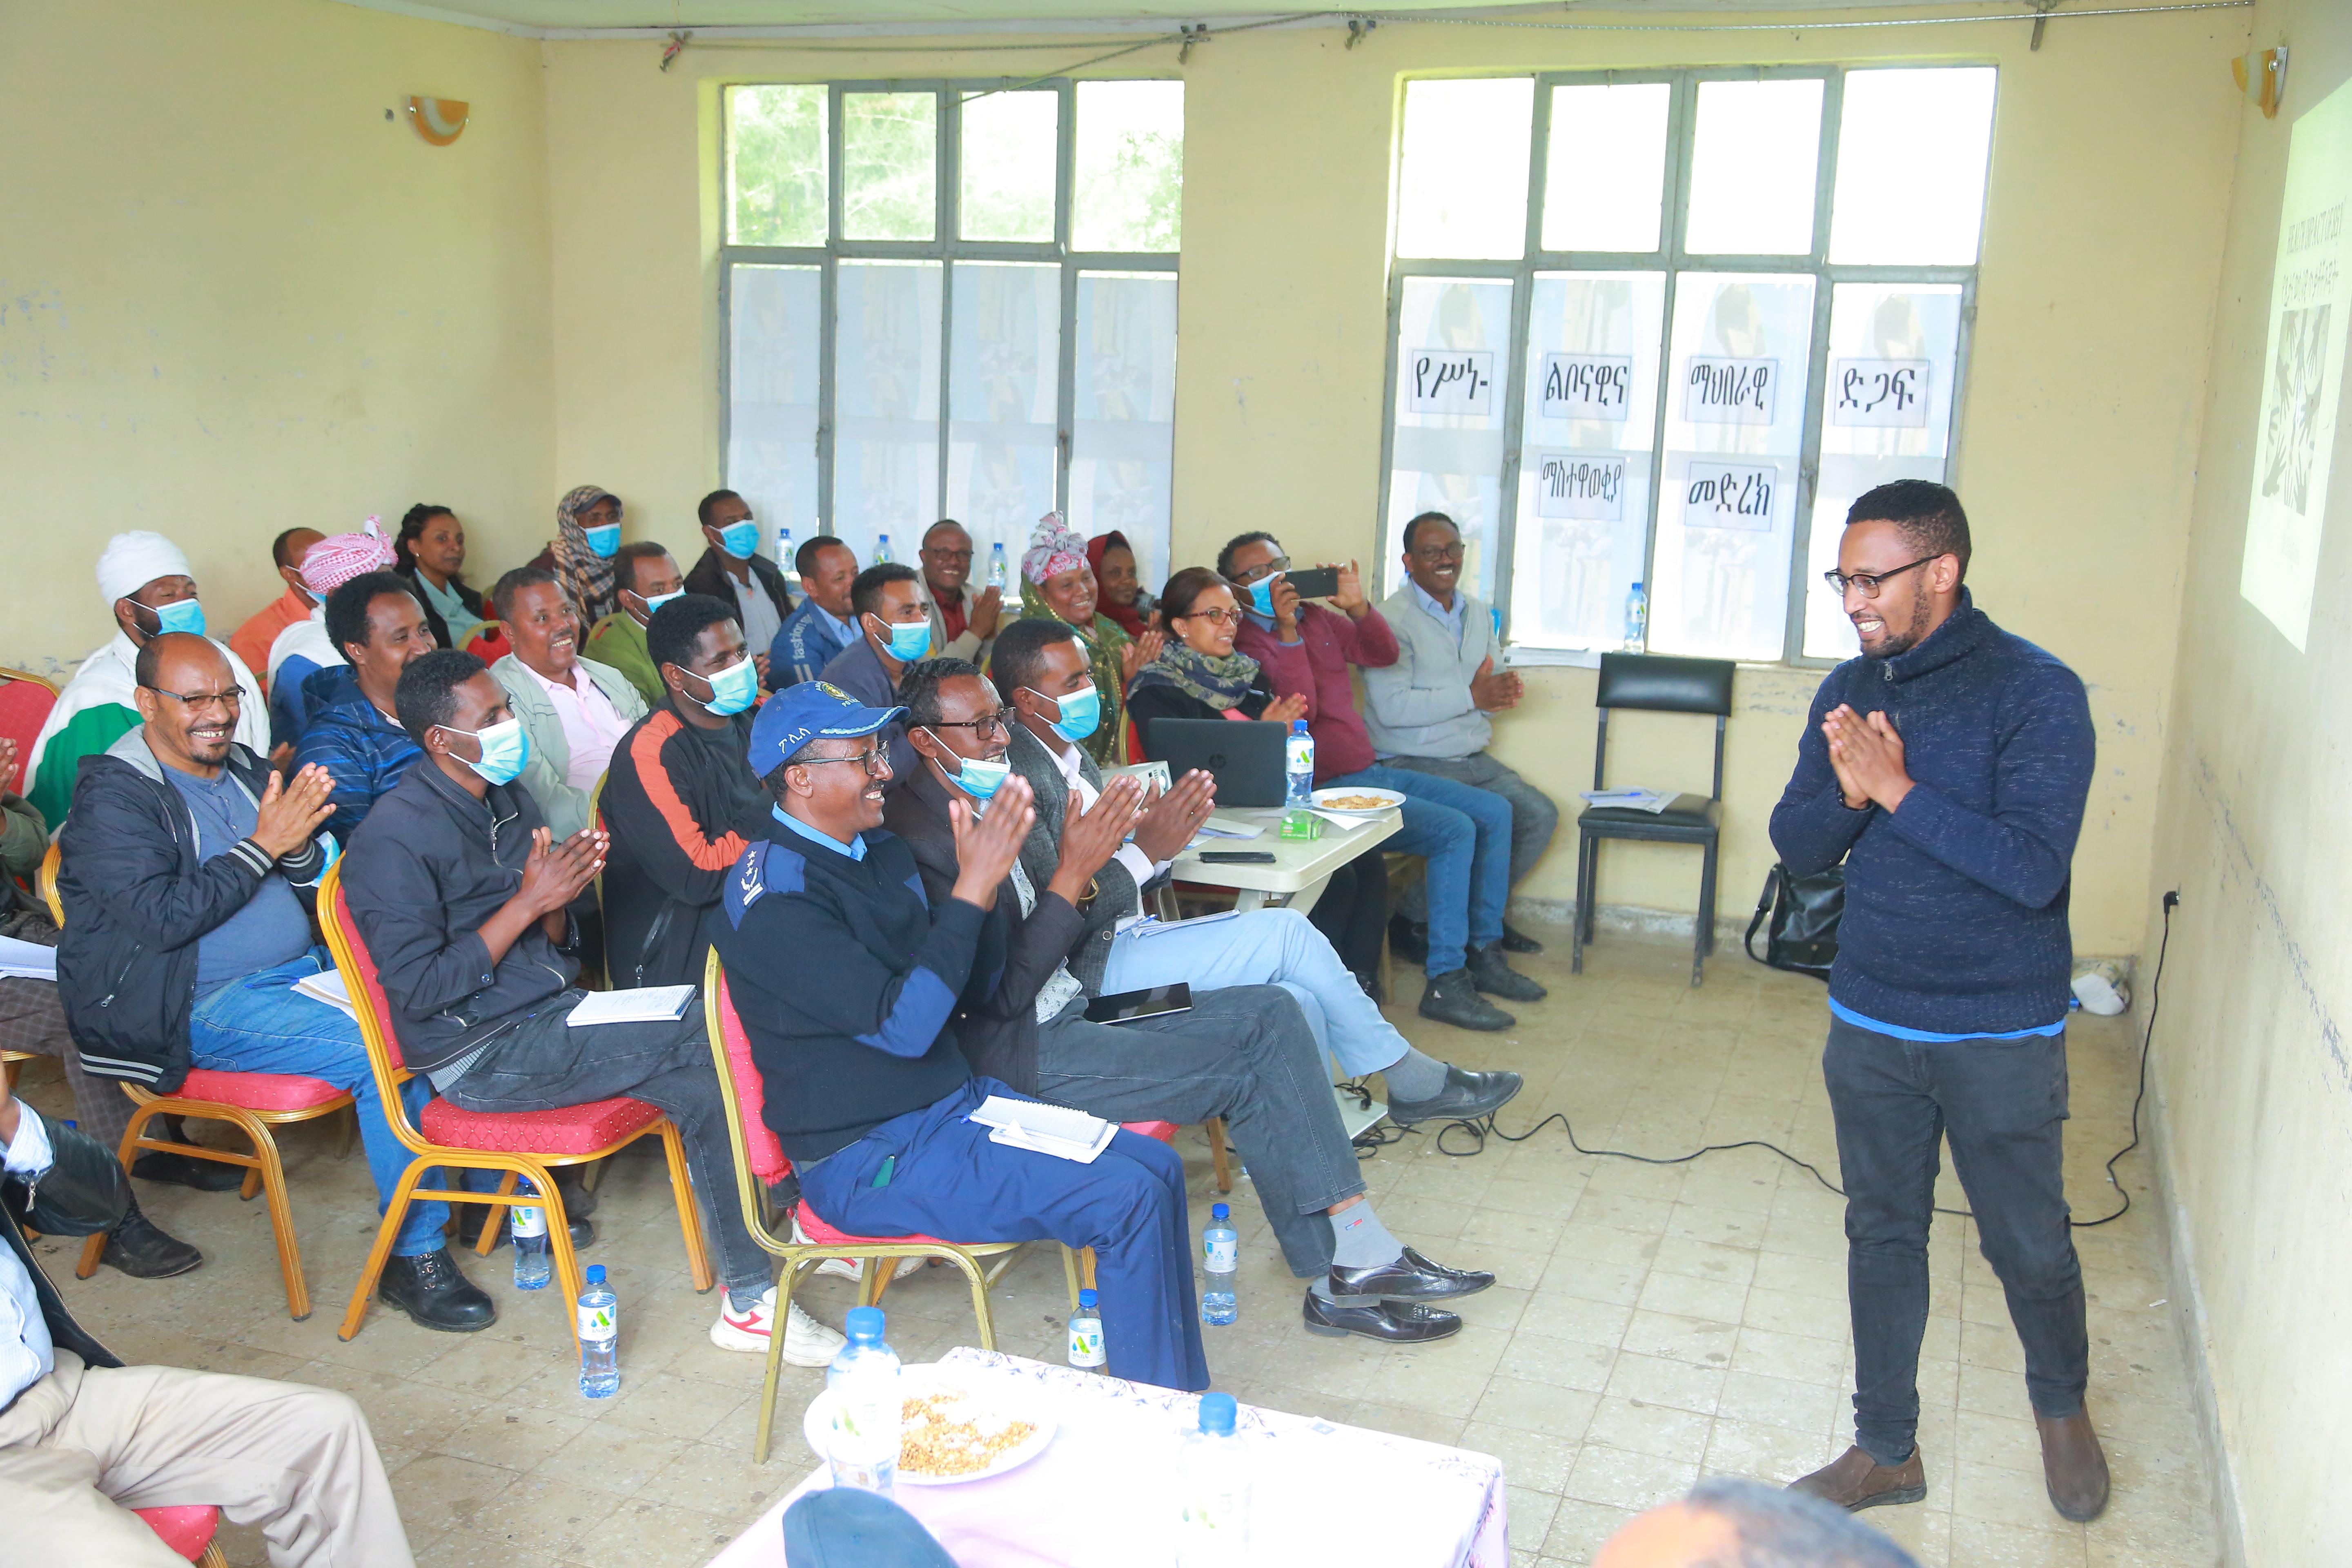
[2143, 1, 2352, 1558]
[544, 7, 2241, 957]
[1, 0, 554, 678]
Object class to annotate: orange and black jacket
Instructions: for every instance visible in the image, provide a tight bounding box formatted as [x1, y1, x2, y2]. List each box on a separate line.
[599, 698, 766, 989]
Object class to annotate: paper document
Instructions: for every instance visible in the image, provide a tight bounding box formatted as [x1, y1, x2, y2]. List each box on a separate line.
[968, 1095, 1116, 1163]
[292, 968, 358, 1020]
[1118, 910, 1243, 940]
[1580, 788, 1673, 814]
[1309, 808, 1381, 829]
[567, 985, 697, 1027]
[0, 935, 58, 982]
[1196, 815, 1263, 839]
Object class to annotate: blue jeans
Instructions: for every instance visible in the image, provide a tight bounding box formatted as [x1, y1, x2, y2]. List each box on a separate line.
[1329, 764, 1512, 975]
[188, 948, 448, 1256]
[1102, 907, 1408, 1078]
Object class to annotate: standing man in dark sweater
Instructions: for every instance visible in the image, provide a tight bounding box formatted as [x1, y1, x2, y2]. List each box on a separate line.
[1770, 482, 2105, 1523]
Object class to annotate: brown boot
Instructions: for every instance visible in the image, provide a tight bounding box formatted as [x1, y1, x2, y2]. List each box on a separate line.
[2037, 1412, 2110, 1521]
[1787, 1444, 1927, 1511]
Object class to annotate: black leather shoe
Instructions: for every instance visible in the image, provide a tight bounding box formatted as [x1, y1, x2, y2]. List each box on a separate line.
[1387, 1064, 1524, 1126]
[1352, 969, 1385, 1004]
[131, 1150, 248, 1193]
[376, 1248, 497, 1333]
[1417, 969, 1513, 1032]
[1387, 915, 1430, 966]
[1500, 921, 1544, 954]
[456, 1202, 594, 1252]
[1303, 1291, 1462, 1343]
[1327, 1247, 1495, 1303]
[1469, 942, 1548, 1002]
[101, 1208, 203, 1279]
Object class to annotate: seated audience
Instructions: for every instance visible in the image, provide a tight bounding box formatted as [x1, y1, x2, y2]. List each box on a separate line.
[710, 682, 1205, 1390]
[539, 485, 624, 626]
[992, 618, 1522, 1127]
[891, 659, 1494, 1344]
[347, 650, 838, 1364]
[55, 633, 492, 1330]
[487, 566, 648, 842]
[587, 542, 686, 705]
[1595, 1477, 1919, 1568]
[227, 526, 323, 692]
[1224, 532, 1545, 1027]
[599, 595, 762, 989]
[1015, 512, 1154, 769]
[393, 503, 486, 649]
[915, 519, 1002, 664]
[29, 532, 266, 827]
[1087, 529, 1154, 640]
[770, 535, 858, 689]
[1363, 511, 1561, 958]
[684, 488, 792, 678]
[266, 522, 399, 748]
[0, 742, 212, 1274]
[291, 572, 435, 841]
[818, 563, 933, 785]
[0, 1085, 418, 1567]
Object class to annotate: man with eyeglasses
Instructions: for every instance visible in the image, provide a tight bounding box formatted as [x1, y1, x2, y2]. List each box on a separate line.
[914, 519, 1003, 664]
[1771, 481, 2105, 1523]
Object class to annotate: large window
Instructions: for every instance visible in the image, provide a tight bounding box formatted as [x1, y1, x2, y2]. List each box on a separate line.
[723, 80, 1183, 584]
[1382, 67, 1996, 664]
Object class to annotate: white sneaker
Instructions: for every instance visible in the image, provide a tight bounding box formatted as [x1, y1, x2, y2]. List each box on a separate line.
[709, 1287, 847, 1366]
[791, 1218, 927, 1283]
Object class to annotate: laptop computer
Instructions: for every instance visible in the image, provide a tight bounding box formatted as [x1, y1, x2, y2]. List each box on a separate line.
[1142, 717, 1288, 808]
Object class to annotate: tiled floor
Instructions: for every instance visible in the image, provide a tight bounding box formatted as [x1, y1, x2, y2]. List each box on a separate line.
[21, 924, 2223, 1567]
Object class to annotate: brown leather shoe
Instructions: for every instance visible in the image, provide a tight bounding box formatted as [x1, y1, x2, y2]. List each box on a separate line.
[1787, 1444, 1927, 1511]
[2037, 1412, 2110, 1521]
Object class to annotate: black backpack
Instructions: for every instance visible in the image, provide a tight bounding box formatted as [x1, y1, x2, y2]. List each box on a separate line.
[1744, 863, 1843, 980]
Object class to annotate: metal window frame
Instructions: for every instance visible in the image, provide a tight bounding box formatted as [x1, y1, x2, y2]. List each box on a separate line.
[718, 78, 1180, 552]
[1378, 65, 1984, 668]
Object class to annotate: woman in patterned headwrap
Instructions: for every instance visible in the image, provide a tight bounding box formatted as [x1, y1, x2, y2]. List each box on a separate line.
[1017, 512, 1161, 767]
[540, 485, 624, 626]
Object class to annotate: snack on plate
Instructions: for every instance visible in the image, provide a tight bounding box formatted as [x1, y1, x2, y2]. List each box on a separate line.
[899, 1387, 1038, 1478]
[1320, 793, 1394, 811]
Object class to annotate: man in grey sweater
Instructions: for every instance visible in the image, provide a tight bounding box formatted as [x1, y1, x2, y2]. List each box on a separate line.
[1363, 512, 1560, 956]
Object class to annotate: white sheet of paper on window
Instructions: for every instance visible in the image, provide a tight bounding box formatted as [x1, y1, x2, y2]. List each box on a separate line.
[1830, 359, 1933, 427]
[1539, 354, 1634, 421]
[1684, 462, 1779, 532]
[1405, 349, 1496, 415]
[1532, 453, 1628, 521]
[2242, 74, 2352, 653]
[1684, 357, 1777, 424]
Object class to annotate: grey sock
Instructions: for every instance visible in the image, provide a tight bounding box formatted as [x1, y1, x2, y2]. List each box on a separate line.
[1327, 1200, 1404, 1271]
[1381, 1046, 1450, 1102]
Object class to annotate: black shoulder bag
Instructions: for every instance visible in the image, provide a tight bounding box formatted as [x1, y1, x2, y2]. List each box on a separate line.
[1744, 863, 1843, 980]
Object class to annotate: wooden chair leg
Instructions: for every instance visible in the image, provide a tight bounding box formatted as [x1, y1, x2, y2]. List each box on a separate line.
[1080, 1250, 1098, 1294]
[339, 1161, 429, 1341]
[1061, 1244, 1084, 1311]
[579, 1154, 606, 1194]
[334, 1104, 356, 1160]
[655, 1121, 714, 1294]
[475, 1169, 519, 1257]
[1206, 1116, 1233, 1194]
[230, 1106, 310, 1321]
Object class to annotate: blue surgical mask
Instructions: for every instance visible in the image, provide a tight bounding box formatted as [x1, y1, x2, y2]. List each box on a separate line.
[443, 716, 531, 786]
[689, 655, 760, 717]
[932, 742, 1010, 801]
[138, 598, 207, 639]
[872, 616, 932, 662]
[717, 520, 760, 560]
[584, 523, 621, 558]
[1027, 682, 1101, 744]
[635, 588, 685, 622]
[1247, 577, 1278, 617]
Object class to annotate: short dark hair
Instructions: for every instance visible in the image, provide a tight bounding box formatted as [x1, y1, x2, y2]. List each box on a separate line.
[394, 649, 489, 745]
[696, 488, 744, 528]
[612, 540, 674, 598]
[271, 527, 312, 572]
[1401, 511, 1458, 555]
[922, 519, 969, 548]
[1680, 1477, 1921, 1567]
[1847, 480, 1971, 579]
[988, 617, 1079, 704]
[898, 657, 985, 728]
[1156, 566, 1231, 630]
[796, 535, 850, 579]
[1215, 531, 1281, 579]
[490, 564, 561, 624]
[325, 571, 419, 660]
[646, 592, 738, 675]
[133, 630, 225, 691]
[850, 562, 920, 620]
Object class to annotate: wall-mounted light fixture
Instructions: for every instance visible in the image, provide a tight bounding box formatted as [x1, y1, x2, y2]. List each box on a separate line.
[408, 97, 470, 146]
[2234, 47, 2288, 120]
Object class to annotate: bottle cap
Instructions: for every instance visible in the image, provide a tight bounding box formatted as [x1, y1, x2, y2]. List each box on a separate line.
[1632, 581, 1644, 590]
[845, 1305, 886, 1343]
[1078, 1288, 1098, 1309]
[1292, 720, 1307, 733]
[585, 1264, 606, 1285]
[1211, 1203, 1230, 1220]
[1198, 1392, 1238, 1435]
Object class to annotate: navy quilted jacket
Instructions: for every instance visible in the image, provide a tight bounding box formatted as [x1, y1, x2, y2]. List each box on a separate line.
[292, 666, 424, 842]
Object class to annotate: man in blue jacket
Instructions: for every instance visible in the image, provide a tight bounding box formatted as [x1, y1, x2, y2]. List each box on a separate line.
[291, 570, 434, 841]
[1770, 482, 2105, 1523]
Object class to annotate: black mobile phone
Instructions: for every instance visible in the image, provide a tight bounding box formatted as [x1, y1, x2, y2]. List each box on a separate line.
[1084, 982, 1194, 1025]
[1285, 566, 1341, 600]
[1199, 850, 1276, 864]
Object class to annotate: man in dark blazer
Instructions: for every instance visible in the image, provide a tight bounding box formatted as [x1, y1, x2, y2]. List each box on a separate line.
[681, 489, 793, 684]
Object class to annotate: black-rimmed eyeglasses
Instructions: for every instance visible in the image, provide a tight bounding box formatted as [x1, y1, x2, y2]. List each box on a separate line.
[927, 712, 1011, 740]
[794, 748, 890, 778]
[1823, 556, 1940, 600]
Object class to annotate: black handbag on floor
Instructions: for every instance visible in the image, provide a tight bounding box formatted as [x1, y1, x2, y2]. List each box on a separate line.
[1744, 863, 1842, 980]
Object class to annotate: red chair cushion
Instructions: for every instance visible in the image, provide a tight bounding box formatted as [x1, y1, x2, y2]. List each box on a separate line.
[174, 1069, 349, 1114]
[136, 1505, 219, 1561]
[713, 973, 791, 1184]
[419, 1094, 662, 1156]
[794, 1201, 960, 1250]
[1121, 1120, 1178, 1143]
[0, 678, 56, 793]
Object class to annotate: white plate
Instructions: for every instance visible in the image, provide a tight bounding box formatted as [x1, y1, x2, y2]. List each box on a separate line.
[1312, 786, 1405, 813]
[802, 1368, 1058, 1486]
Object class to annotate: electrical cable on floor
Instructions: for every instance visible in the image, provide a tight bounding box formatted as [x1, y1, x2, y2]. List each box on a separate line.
[1357, 893, 2174, 1231]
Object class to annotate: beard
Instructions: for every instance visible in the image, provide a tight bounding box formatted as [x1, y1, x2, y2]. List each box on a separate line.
[1863, 582, 1934, 659]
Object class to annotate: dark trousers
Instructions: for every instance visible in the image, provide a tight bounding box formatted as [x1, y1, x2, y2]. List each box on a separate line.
[799, 1077, 1209, 1393]
[1824, 1016, 2088, 1463]
[441, 992, 772, 1296]
[1034, 984, 1364, 1278]
[1306, 849, 1390, 980]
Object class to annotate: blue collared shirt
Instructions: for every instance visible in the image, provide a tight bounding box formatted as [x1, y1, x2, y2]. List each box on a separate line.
[771, 804, 866, 862]
[2, 1108, 57, 1409]
[1410, 580, 1469, 645]
[1828, 997, 2065, 1043]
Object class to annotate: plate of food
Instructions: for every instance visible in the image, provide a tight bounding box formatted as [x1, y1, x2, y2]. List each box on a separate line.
[1312, 786, 1406, 813]
[803, 1370, 1058, 1486]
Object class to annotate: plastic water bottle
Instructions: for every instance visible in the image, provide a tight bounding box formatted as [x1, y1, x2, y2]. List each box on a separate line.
[1283, 721, 1315, 809]
[1200, 1203, 1238, 1325]
[1068, 1287, 1106, 1372]
[874, 532, 894, 564]
[576, 1264, 618, 1398]
[1176, 1391, 1251, 1566]
[1623, 582, 1648, 652]
[824, 1305, 902, 1495]
[775, 523, 796, 585]
[986, 541, 1009, 590]
[511, 1196, 551, 1290]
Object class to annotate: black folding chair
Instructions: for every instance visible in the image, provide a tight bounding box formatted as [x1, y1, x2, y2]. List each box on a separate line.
[1571, 653, 1738, 987]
